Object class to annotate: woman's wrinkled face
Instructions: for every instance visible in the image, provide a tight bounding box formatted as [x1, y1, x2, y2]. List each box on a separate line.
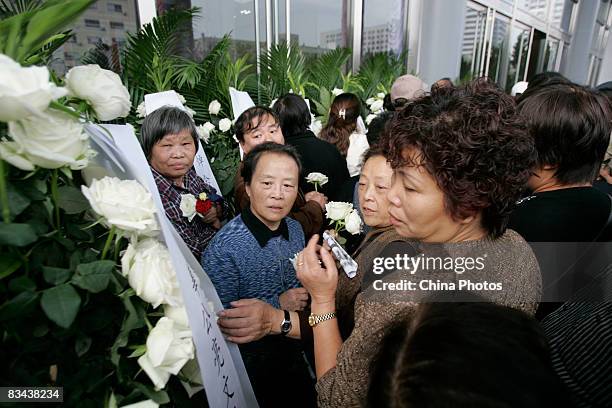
[358, 155, 394, 228]
[149, 129, 196, 183]
[386, 148, 471, 242]
[246, 152, 299, 230]
[240, 114, 285, 155]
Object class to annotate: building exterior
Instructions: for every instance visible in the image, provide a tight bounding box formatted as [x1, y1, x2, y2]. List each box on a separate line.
[54, 0, 612, 87]
[50, 0, 140, 74]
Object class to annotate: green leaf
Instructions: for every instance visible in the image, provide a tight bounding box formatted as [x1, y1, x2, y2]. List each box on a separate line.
[42, 266, 72, 285]
[40, 283, 81, 328]
[7, 183, 31, 219]
[72, 260, 114, 293]
[57, 185, 89, 214]
[127, 344, 147, 358]
[0, 222, 37, 246]
[133, 383, 170, 405]
[0, 291, 39, 321]
[75, 335, 92, 357]
[0, 253, 22, 280]
[8, 275, 36, 292]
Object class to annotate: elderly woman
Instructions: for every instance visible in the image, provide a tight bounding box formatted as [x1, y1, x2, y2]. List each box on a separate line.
[203, 142, 315, 407]
[296, 79, 542, 407]
[139, 106, 227, 259]
[215, 144, 406, 344]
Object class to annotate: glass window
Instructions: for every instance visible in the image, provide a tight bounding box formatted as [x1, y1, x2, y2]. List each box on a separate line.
[51, 0, 138, 75]
[517, 0, 548, 20]
[460, 4, 488, 82]
[191, 0, 257, 62]
[108, 3, 123, 13]
[487, 13, 510, 88]
[505, 23, 530, 92]
[291, 0, 347, 57]
[361, 0, 407, 58]
[84, 19, 100, 28]
[543, 37, 560, 71]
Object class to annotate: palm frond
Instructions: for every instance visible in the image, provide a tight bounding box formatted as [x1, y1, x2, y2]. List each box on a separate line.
[122, 7, 198, 93]
[0, 0, 43, 18]
[355, 51, 407, 99]
[305, 47, 351, 93]
[258, 42, 307, 105]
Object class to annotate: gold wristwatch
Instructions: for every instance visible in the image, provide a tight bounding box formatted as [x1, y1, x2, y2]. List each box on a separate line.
[308, 311, 336, 327]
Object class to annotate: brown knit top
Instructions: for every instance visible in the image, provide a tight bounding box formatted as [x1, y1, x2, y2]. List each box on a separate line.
[315, 229, 542, 407]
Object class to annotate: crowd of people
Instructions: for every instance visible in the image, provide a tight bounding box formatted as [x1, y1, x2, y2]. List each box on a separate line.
[137, 72, 612, 407]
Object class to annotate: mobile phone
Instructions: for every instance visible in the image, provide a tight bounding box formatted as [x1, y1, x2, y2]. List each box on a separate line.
[322, 231, 358, 279]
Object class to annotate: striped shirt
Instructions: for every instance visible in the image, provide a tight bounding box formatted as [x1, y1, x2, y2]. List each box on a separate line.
[152, 166, 228, 258]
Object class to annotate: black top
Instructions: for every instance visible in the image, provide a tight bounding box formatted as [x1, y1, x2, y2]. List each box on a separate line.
[285, 130, 352, 202]
[508, 187, 611, 242]
[241, 206, 289, 247]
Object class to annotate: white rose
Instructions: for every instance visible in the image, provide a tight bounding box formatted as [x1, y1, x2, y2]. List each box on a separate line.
[179, 194, 197, 222]
[0, 54, 67, 122]
[345, 209, 363, 235]
[136, 101, 146, 118]
[121, 238, 181, 308]
[7, 109, 92, 170]
[370, 99, 384, 113]
[177, 93, 186, 104]
[332, 88, 344, 96]
[365, 113, 378, 125]
[306, 172, 328, 186]
[81, 177, 159, 238]
[164, 305, 190, 328]
[137, 317, 194, 390]
[325, 201, 353, 221]
[365, 97, 375, 106]
[0, 141, 35, 171]
[377, 92, 386, 99]
[65, 64, 131, 121]
[208, 100, 221, 115]
[218, 118, 232, 132]
[196, 122, 215, 144]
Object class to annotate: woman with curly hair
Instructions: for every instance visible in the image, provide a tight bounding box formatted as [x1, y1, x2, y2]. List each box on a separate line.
[319, 93, 370, 177]
[295, 79, 542, 407]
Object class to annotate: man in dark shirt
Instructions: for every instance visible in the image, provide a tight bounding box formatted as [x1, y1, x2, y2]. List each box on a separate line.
[508, 83, 612, 318]
[272, 93, 353, 202]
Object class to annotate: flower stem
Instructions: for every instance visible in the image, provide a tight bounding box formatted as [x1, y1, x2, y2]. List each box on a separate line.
[50, 169, 60, 229]
[101, 226, 116, 260]
[314, 182, 318, 192]
[0, 160, 10, 223]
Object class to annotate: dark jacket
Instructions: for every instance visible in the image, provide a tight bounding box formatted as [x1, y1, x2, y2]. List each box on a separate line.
[286, 130, 352, 202]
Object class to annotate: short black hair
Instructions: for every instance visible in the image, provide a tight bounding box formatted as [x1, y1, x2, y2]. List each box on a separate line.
[272, 93, 311, 139]
[518, 83, 612, 184]
[367, 293, 573, 408]
[517, 72, 572, 103]
[366, 111, 394, 145]
[139, 106, 199, 160]
[234, 106, 279, 143]
[241, 142, 302, 185]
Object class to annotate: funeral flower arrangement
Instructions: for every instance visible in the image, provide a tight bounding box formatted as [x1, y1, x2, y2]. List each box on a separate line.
[0, 2, 203, 405]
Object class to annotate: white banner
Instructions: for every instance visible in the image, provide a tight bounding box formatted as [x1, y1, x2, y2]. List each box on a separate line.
[84, 124, 258, 408]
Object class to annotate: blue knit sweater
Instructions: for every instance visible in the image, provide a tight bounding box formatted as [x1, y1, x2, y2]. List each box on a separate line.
[202, 213, 305, 309]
